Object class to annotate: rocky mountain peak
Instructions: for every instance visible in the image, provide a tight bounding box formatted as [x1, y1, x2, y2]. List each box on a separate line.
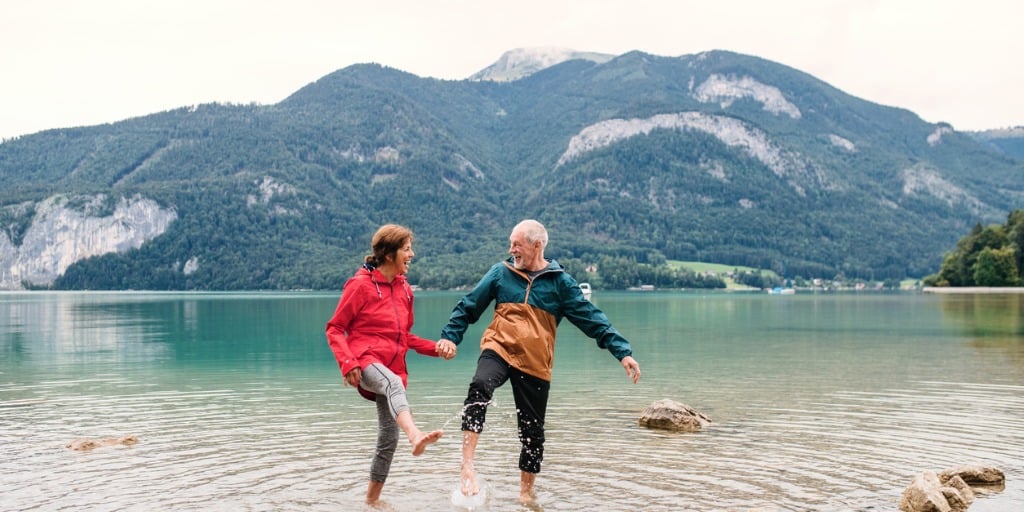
[469, 46, 615, 82]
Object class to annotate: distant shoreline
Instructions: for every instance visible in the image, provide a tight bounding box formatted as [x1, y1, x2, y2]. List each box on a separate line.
[922, 286, 1024, 294]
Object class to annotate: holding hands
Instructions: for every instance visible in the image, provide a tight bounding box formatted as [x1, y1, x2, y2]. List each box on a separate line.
[436, 339, 458, 360]
[345, 339, 455, 389]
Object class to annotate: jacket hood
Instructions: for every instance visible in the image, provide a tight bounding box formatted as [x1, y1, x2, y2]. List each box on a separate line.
[357, 264, 410, 299]
[503, 257, 564, 273]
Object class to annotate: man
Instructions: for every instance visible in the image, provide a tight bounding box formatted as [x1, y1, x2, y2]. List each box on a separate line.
[441, 219, 641, 505]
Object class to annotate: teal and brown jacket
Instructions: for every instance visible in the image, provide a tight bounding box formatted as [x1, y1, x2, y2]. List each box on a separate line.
[440, 258, 633, 382]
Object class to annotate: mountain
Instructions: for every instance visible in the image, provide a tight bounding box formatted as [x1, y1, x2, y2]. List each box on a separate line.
[469, 46, 615, 82]
[968, 127, 1024, 159]
[1, 49, 1022, 290]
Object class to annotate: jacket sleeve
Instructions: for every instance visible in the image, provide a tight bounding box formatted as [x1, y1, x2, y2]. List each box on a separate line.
[408, 333, 440, 357]
[440, 264, 499, 345]
[325, 279, 362, 377]
[560, 275, 634, 360]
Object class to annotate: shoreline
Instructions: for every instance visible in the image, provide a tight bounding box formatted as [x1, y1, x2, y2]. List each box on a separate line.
[922, 286, 1024, 294]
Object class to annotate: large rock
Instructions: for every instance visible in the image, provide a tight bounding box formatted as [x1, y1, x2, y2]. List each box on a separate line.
[638, 399, 711, 432]
[899, 471, 964, 512]
[899, 464, 1007, 512]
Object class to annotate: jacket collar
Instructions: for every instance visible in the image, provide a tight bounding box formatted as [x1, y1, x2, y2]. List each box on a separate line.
[359, 263, 410, 299]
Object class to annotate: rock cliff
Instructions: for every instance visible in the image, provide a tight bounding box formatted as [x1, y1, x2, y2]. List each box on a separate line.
[0, 195, 176, 289]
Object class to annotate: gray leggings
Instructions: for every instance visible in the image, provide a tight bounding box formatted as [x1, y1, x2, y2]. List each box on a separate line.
[358, 363, 411, 482]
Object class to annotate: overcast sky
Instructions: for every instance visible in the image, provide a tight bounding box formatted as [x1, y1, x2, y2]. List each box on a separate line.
[2, 0, 1021, 141]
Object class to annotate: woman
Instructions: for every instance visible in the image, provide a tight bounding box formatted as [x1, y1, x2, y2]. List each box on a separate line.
[325, 224, 458, 505]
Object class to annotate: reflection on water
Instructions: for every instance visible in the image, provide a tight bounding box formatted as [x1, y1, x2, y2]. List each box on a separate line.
[1, 291, 1022, 511]
[938, 293, 1024, 365]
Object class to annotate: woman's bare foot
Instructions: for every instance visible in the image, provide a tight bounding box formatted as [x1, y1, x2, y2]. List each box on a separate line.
[365, 479, 384, 505]
[460, 463, 480, 496]
[410, 429, 443, 456]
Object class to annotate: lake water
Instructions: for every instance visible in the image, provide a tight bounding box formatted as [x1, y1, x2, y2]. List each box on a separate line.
[1, 291, 1022, 511]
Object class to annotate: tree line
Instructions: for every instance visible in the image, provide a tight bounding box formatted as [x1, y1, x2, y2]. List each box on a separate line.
[924, 209, 1024, 287]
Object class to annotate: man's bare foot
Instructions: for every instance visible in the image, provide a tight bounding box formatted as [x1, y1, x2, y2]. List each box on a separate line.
[365, 499, 397, 510]
[410, 429, 442, 456]
[518, 489, 538, 506]
[460, 463, 480, 496]
[519, 471, 537, 506]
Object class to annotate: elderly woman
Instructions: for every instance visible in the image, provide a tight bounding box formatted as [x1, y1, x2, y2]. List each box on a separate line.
[326, 223, 457, 505]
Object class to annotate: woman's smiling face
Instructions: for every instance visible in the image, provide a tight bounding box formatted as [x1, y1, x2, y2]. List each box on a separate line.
[394, 240, 414, 274]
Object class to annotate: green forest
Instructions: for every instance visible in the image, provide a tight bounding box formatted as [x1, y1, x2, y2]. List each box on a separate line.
[924, 209, 1024, 287]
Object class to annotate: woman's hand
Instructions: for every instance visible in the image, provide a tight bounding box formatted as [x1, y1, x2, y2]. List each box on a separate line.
[344, 367, 362, 387]
[436, 339, 458, 360]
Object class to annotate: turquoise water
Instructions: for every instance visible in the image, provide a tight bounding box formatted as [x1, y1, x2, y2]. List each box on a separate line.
[1, 291, 1022, 511]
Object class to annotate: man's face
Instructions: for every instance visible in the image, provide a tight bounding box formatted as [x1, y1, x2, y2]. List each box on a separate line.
[509, 228, 540, 270]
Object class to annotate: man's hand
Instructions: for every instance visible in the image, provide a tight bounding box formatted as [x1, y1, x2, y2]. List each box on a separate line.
[621, 356, 641, 384]
[344, 367, 362, 387]
[436, 339, 458, 360]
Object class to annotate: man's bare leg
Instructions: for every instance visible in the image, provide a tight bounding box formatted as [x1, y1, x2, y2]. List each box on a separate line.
[460, 430, 481, 495]
[519, 471, 537, 505]
[366, 479, 385, 505]
[395, 410, 442, 456]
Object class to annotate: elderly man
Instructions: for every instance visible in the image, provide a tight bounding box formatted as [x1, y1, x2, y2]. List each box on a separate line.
[441, 219, 641, 505]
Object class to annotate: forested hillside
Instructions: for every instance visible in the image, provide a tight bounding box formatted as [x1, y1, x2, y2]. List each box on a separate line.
[1, 50, 1021, 290]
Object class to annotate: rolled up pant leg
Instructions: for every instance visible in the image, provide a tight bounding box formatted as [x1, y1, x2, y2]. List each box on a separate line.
[462, 350, 510, 433]
[511, 369, 550, 474]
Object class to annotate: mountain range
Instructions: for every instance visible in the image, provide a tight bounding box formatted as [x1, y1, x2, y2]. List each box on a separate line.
[1, 47, 1022, 290]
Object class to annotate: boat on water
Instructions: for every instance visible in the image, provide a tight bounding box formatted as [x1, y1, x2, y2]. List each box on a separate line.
[579, 282, 593, 300]
[767, 286, 796, 295]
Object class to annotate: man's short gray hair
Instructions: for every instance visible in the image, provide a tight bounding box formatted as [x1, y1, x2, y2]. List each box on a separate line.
[514, 219, 548, 249]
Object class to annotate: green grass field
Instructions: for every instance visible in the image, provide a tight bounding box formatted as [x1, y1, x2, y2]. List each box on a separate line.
[667, 260, 775, 290]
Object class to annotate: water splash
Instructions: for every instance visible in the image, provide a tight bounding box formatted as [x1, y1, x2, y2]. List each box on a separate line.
[440, 399, 496, 431]
[450, 475, 489, 511]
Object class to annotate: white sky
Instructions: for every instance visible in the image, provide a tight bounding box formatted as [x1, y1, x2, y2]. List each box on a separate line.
[1, 0, 1021, 141]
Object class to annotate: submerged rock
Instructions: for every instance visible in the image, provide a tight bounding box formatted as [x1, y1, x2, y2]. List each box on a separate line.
[637, 399, 711, 432]
[66, 435, 138, 451]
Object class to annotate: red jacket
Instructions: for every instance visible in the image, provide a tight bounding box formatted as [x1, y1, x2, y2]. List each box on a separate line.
[326, 265, 439, 400]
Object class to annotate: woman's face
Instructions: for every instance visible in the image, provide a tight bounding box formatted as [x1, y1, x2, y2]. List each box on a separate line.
[391, 240, 414, 275]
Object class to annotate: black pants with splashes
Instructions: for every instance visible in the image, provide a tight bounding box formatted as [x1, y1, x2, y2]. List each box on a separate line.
[462, 349, 550, 474]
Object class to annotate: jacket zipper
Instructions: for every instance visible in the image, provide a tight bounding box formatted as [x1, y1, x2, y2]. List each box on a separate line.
[386, 279, 402, 368]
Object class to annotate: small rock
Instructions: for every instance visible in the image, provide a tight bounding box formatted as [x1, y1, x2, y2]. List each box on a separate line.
[939, 464, 1005, 487]
[638, 399, 711, 432]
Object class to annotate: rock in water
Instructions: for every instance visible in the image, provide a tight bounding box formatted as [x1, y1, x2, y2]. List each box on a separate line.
[899, 470, 976, 512]
[66, 435, 138, 451]
[638, 399, 712, 432]
[938, 464, 1006, 487]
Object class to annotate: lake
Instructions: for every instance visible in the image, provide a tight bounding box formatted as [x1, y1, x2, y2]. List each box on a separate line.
[1, 290, 1022, 511]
